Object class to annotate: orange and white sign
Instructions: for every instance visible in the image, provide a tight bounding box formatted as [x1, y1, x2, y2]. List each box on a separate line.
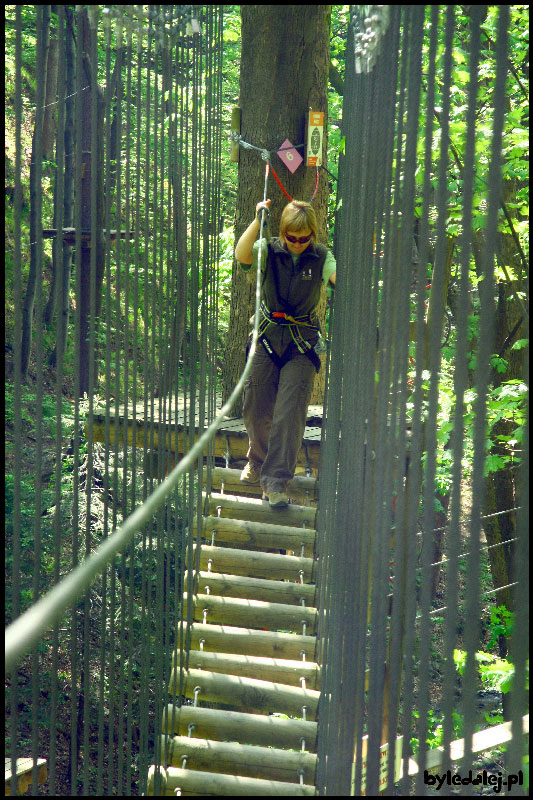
[306, 110, 324, 167]
[352, 735, 405, 795]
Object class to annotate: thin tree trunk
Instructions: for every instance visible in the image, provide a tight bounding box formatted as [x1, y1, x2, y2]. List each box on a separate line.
[78, 12, 105, 397]
[42, 15, 59, 163]
[173, 167, 188, 371]
[21, 6, 50, 379]
[49, 5, 75, 367]
[222, 5, 332, 416]
[42, 8, 60, 327]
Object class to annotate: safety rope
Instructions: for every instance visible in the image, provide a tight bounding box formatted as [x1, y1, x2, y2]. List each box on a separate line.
[232, 132, 319, 203]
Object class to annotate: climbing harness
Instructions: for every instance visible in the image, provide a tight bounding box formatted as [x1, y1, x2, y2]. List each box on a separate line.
[257, 302, 322, 374]
[243, 171, 325, 373]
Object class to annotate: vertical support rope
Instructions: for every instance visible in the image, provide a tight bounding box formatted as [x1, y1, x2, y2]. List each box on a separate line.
[49, 7, 66, 794]
[10, 4, 23, 795]
[7, 8, 226, 796]
[439, 6, 482, 778]
[461, 6, 511, 785]
[316, 6, 522, 797]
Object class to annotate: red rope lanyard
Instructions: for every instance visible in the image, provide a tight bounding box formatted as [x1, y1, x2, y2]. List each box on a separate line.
[269, 163, 320, 204]
[270, 164, 293, 201]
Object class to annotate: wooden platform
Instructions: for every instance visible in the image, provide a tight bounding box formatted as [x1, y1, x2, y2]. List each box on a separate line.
[88, 402, 324, 475]
[5, 758, 47, 795]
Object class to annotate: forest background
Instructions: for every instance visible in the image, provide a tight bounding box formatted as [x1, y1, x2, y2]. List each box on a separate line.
[4, 4, 529, 796]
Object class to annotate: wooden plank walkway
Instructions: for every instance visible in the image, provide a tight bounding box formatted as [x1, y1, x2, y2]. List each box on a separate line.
[88, 402, 324, 474]
[147, 468, 320, 795]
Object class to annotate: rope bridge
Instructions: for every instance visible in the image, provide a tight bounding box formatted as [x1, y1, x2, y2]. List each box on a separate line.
[5, 5, 528, 797]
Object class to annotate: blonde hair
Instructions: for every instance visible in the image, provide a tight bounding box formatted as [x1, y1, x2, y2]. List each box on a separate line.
[279, 200, 317, 241]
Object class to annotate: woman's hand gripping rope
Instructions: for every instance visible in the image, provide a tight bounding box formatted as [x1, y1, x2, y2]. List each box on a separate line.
[255, 198, 271, 223]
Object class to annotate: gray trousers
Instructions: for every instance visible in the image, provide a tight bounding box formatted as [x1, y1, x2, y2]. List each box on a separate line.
[242, 344, 316, 494]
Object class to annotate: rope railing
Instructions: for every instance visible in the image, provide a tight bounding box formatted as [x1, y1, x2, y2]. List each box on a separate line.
[6, 7, 228, 795]
[5, 165, 270, 676]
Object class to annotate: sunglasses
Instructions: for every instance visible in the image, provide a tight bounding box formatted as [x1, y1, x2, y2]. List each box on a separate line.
[285, 233, 312, 244]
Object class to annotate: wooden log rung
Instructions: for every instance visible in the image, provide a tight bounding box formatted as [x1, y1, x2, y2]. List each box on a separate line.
[186, 570, 317, 605]
[186, 592, 317, 634]
[206, 493, 317, 528]
[208, 468, 318, 505]
[180, 621, 317, 660]
[191, 544, 316, 582]
[162, 704, 318, 750]
[171, 649, 321, 690]
[160, 734, 317, 783]
[147, 764, 316, 796]
[196, 516, 316, 555]
[174, 668, 319, 719]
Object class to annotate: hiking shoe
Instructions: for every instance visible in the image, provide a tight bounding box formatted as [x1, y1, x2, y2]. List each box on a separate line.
[240, 462, 261, 484]
[268, 491, 289, 508]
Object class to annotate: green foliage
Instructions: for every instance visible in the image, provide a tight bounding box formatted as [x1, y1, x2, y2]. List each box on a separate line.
[410, 708, 463, 754]
[5, 396, 72, 617]
[486, 605, 514, 649]
[454, 620, 529, 696]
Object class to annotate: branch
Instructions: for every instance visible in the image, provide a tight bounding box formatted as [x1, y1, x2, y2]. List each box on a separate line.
[460, 5, 529, 101]
[434, 107, 529, 281]
[497, 258, 529, 323]
[498, 315, 524, 358]
[500, 203, 529, 281]
[329, 62, 344, 95]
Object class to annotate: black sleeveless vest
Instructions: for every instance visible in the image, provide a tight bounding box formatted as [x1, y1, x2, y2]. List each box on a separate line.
[259, 238, 327, 355]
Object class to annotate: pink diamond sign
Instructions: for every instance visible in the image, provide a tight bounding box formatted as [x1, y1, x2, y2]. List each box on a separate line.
[277, 138, 303, 173]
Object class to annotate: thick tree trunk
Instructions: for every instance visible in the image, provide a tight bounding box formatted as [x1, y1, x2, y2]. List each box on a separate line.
[222, 5, 332, 415]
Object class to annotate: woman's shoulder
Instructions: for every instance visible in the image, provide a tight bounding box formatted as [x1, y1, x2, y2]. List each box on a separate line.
[269, 237, 285, 252]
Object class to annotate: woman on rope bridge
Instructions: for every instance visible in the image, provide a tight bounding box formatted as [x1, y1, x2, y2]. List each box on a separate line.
[235, 198, 336, 508]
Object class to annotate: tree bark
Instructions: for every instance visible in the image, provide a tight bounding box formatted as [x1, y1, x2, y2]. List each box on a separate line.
[42, 11, 59, 163]
[20, 6, 50, 379]
[77, 11, 105, 397]
[49, 5, 75, 367]
[222, 5, 332, 415]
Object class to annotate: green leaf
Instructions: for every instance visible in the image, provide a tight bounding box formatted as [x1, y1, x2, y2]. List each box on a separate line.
[485, 454, 506, 475]
[490, 354, 509, 373]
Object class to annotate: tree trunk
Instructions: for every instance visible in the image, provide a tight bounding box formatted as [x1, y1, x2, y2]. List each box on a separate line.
[424, 236, 455, 603]
[481, 278, 524, 614]
[159, 46, 187, 398]
[462, 185, 526, 617]
[222, 5, 332, 415]
[78, 10, 105, 397]
[49, 5, 75, 368]
[40, 9, 59, 325]
[20, 6, 50, 379]
[42, 12, 59, 163]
